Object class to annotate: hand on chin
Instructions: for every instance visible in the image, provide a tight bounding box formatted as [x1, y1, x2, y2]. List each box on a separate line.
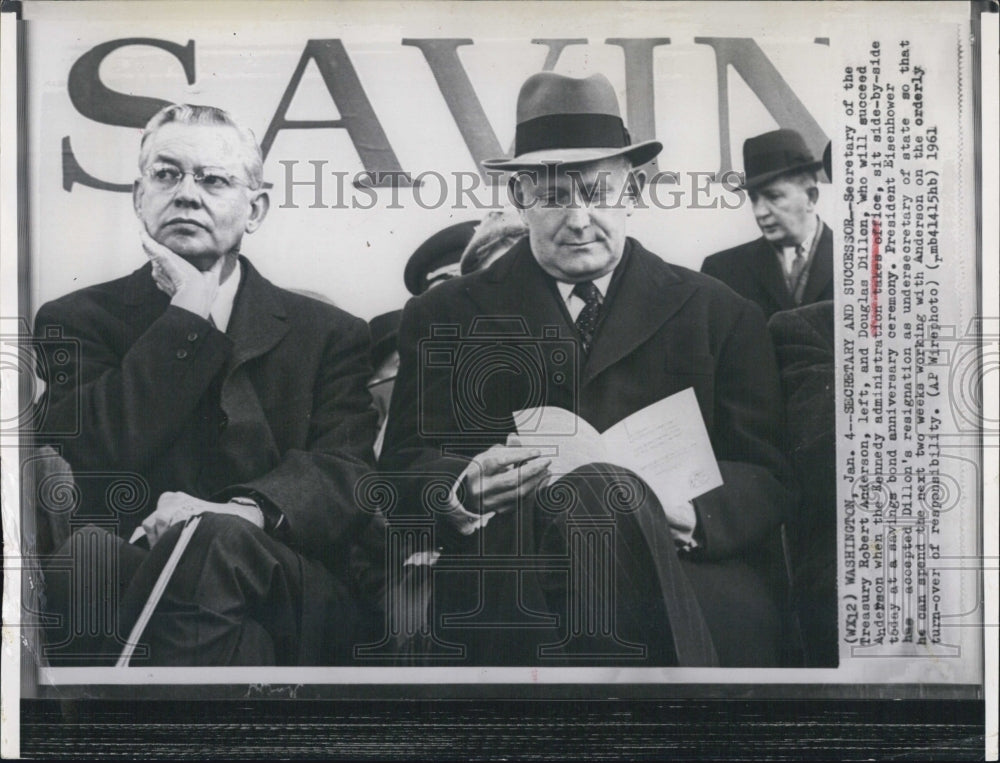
[159, 235, 220, 271]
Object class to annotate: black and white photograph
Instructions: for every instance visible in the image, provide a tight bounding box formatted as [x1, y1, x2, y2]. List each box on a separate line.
[1, 0, 995, 758]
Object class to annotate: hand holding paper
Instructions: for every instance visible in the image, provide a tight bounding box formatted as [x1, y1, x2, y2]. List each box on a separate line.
[514, 386, 723, 509]
[459, 436, 552, 515]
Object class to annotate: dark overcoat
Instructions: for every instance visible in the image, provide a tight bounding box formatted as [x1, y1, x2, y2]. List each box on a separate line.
[701, 223, 834, 320]
[381, 238, 796, 665]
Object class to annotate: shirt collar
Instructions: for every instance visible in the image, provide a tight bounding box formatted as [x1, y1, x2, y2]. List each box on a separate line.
[210, 258, 242, 332]
[781, 214, 821, 256]
[556, 270, 614, 303]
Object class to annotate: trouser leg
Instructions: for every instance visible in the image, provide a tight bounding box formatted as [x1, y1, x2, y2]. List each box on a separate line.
[532, 463, 717, 667]
[117, 513, 354, 666]
[41, 525, 147, 665]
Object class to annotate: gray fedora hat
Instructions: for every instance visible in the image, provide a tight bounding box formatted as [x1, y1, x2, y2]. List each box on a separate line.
[482, 72, 662, 170]
[740, 128, 824, 189]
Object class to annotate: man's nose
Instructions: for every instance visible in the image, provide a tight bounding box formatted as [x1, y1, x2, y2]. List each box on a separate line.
[172, 173, 203, 207]
[563, 201, 591, 230]
[751, 196, 770, 219]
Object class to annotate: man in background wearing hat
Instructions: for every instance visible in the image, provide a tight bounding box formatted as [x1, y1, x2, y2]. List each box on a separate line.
[381, 73, 794, 666]
[459, 210, 528, 276]
[404, 220, 478, 296]
[701, 129, 833, 320]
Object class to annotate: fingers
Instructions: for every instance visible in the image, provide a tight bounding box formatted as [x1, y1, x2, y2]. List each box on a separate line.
[139, 225, 194, 276]
[143, 491, 197, 547]
[139, 226, 163, 256]
[480, 454, 550, 495]
[141, 227, 193, 297]
[140, 227, 180, 266]
[460, 443, 553, 516]
[481, 466, 552, 514]
[477, 445, 545, 476]
[150, 259, 175, 296]
[471, 448, 551, 514]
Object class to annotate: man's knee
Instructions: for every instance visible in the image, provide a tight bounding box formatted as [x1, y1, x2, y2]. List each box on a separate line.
[45, 524, 144, 602]
[191, 512, 269, 553]
[163, 513, 285, 604]
[534, 463, 653, 549]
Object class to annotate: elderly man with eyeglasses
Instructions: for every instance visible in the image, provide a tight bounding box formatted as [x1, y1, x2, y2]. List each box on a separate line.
[32, 104, 382, 666]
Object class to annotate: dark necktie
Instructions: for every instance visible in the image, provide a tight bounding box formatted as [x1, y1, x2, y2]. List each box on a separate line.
[572, 280, 602, 354]
[787, 244, 807, 304]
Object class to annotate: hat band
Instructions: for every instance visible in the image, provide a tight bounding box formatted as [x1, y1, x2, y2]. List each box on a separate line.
[746, 149, 817, 178]
[515, 113, 630, 157]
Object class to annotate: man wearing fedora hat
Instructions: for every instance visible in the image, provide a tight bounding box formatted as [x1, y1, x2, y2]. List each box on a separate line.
[701, 129, 834, 320]
[381, 73, 794, 666]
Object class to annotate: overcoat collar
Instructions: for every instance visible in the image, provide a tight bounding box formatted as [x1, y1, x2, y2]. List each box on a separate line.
[465, 237, 699, 386]
[747, 237, 797, 312]
[746, 222, 833, 310]
[800, 223, 833, 305]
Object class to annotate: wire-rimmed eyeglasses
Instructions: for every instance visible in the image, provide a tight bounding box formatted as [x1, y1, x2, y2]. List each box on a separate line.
[143, 162, 254, 195]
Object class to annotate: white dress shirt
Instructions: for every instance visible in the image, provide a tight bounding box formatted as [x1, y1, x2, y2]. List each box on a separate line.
[209, 259, 242, 332]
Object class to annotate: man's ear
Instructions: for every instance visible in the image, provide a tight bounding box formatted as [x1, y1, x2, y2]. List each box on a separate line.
[625, 169, 646, 216]
[806, 185, 820, 206]
[132, 179, 144, 218]
[245, 190, 270, 234]
[509, 175, 531, 220]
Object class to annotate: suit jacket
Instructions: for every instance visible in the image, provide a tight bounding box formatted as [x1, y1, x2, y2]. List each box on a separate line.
[700, 222, 834, 320]
[33, 256, 379, 572]
[382, 237, 793, 564]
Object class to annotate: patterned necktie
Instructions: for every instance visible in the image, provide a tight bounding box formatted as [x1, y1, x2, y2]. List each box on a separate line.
[787, 244, 807, 304]
[572, 280, 603, 354]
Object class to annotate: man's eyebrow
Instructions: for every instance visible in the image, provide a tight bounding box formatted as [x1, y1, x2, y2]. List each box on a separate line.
[150, 154, 182, 165]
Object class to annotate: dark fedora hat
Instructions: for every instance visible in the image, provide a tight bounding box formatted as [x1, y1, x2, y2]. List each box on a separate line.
[741, 128, 824, 189]
[482, 72, 662, 170]
[403, 220, 478, 295]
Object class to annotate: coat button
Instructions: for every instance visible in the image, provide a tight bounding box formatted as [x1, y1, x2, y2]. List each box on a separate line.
[187, 332, 199, 342]
[218, 414, 229, 431]
[176, 349, 188, 359]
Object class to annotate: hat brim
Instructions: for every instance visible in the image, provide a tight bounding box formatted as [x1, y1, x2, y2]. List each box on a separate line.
[740, 159, 824, 190]
[481, 140, 662, 171]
